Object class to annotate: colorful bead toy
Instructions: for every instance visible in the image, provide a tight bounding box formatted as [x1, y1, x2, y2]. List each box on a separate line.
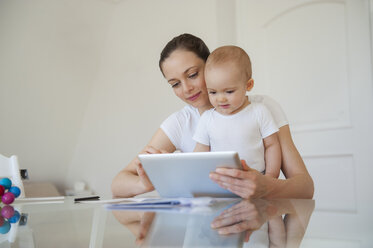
[0, 178, 21, 205]
[0, 178, 22, 234]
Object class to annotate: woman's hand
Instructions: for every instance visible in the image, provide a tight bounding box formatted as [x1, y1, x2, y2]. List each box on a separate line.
[136, 146, 169, 192]
[209, 160, 272, 199]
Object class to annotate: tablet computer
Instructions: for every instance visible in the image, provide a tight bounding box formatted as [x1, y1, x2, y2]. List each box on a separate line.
[138, 151, 242, 198]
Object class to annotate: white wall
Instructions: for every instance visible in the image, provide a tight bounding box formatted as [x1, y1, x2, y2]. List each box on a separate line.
[65, 0, 228, 197]
[0, 0, 115, 190]
[0, 0, 237, 196]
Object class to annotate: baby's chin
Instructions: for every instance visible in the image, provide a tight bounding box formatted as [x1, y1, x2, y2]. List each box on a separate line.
[215, 107, 236, 115]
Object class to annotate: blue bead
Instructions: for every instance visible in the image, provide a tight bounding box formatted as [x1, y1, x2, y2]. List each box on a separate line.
[0, 220, 11, 234]
[8, 211, 20, 224]
[0, 178, 12, 190]
[9, 186, 21, 198]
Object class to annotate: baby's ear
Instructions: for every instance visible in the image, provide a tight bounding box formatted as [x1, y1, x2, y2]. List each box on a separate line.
[246, 78, 254, 91]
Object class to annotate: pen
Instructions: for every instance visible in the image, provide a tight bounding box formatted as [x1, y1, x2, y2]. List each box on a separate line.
[74, 196, 100, 202]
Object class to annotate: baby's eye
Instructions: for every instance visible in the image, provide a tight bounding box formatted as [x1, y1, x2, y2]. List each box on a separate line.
[226, 90, 235, 94]
[208, 91, 216, 95]
[171, 82, 180, 88]
[188, 72, 198, 79]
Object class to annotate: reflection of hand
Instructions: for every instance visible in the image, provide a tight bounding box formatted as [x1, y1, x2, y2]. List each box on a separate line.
[136, 146, 169, 192]
[112, 211, 155, 245]
[210, 160, 270, 199]
[211, 199, 274, 242]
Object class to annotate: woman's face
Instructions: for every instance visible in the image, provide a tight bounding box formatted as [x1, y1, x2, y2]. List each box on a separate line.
[161, 49, 211, 111]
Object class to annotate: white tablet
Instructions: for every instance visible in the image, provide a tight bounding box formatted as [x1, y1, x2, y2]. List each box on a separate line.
[138, 151, 242, 198]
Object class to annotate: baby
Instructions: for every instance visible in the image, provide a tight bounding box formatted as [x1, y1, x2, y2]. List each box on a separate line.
[193, 46, 281, 178]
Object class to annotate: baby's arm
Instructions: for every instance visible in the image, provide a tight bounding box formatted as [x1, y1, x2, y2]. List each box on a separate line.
[194, 142, 210, 152]
[263, 133, 281, 178]
[193, 110, 212, 152]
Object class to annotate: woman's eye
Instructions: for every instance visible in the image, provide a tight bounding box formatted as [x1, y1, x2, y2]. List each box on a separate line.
[188, 72, 198, 79]
[171, 82, 180, 88]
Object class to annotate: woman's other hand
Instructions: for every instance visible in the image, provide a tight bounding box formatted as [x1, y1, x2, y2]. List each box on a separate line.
[136, 146, 169, 192]
[112, 129, 176, 198]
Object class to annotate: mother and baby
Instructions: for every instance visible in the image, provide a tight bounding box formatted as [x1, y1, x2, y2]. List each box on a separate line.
[111, 33, 314, 199]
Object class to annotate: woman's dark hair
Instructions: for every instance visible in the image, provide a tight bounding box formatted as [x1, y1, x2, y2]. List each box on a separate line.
[159, 33, 210, 75]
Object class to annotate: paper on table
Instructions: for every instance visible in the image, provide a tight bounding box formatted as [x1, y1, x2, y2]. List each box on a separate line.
[75, 197, 156, 204]
[15, 196, 65, 201]
[13, 196, 66, 205]
[104, 197, 238, 210]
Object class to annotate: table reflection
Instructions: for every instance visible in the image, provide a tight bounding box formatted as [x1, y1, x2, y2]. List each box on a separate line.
[112, 198, 315, 248]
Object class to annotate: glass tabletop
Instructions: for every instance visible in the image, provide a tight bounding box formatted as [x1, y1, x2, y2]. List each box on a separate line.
[1, 197, 372, 247]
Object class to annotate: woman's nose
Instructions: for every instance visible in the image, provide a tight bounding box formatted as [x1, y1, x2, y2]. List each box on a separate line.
[182, 81, 193, 93]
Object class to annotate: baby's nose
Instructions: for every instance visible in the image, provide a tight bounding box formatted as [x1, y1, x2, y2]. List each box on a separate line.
[218, 95, 227, 102]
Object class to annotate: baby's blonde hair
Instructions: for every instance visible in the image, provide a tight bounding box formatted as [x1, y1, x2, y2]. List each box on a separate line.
[205, 45, 252, 80]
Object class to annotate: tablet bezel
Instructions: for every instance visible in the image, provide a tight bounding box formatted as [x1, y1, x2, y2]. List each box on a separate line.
[138, 151, 242, 198]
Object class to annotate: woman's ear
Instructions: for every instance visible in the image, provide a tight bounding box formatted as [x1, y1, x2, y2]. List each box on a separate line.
[246, 78, 254, 91]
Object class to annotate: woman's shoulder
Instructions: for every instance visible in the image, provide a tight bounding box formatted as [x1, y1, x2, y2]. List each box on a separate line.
[249, 94, 284, 111]
[175, 105, 199, 120]
[249, 94, 288, 127]
[163, 105, 199, 124]
[249, 94, 278, 105]
[249, 101, 270, 113]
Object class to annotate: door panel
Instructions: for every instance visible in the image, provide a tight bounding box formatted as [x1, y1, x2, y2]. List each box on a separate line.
[236, 0, 373, 244]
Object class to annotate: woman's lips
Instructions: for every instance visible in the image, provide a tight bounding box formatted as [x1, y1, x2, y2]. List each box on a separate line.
[187, 92, 201, 101]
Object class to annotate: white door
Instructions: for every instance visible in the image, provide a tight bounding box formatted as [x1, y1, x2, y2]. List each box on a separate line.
[236, 0, 373, 246]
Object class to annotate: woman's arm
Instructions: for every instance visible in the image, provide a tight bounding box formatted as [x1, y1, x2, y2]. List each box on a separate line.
[209, 125, 314, 199]
[267, 125, 314, 198]
[111, 128, 176, 198]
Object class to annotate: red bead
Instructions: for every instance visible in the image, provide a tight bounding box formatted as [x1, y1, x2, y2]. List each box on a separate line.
[0, 185, 4, 197]
[0, 216, 4, 226]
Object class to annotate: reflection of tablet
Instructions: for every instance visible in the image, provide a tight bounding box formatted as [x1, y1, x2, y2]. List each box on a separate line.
[138, 151, 241, 198]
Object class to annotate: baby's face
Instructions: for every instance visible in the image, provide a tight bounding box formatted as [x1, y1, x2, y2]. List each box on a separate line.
[205, 62, 249, 115]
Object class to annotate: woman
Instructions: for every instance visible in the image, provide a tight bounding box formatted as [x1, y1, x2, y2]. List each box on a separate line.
[111, 33, 314, 199]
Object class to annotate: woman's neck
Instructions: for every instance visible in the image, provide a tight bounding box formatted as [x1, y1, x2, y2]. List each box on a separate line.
[198, 103, 213, 115]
